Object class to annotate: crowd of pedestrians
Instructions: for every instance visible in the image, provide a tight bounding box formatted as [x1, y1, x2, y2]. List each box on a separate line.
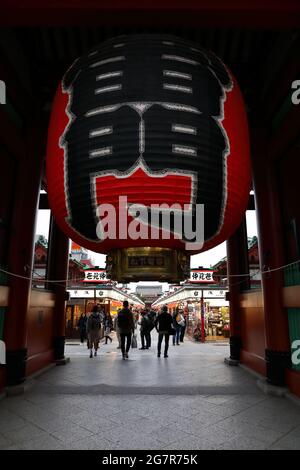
[76, 301, 187, 360]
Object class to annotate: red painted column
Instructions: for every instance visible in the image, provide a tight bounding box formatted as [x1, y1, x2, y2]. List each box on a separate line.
[47, 216, 70, 363]
[252, 131, 291, 386]
[4, 129, 43, 387]
[226, 216, 249, 363]
[200, 293, 205, 343]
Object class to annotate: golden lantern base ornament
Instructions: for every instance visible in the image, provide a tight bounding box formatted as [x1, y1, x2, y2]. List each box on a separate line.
[106, 247, 190, 283]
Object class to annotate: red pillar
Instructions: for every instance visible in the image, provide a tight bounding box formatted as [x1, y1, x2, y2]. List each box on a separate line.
[252, 131, 291, 386]
[226, 216, 249, 363]
[47, 217, 70, 364]
[4, 130, 43, 386]
[200, 293, 205, 342]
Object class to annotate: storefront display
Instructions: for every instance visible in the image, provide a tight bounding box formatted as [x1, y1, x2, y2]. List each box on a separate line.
[65, 287, 144, 339]
[152, 285, 229, 342]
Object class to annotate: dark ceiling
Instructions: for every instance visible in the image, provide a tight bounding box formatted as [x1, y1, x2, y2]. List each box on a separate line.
[0, 26, 299, 128]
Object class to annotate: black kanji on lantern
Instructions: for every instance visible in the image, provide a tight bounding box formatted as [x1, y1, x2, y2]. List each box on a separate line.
[61, 35, 232, 243]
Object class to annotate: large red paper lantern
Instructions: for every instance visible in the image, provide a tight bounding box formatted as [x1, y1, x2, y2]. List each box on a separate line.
[46, 34, 250, 270]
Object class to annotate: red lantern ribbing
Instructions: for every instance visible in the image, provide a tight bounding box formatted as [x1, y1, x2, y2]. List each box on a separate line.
[46, 35, 250, 281]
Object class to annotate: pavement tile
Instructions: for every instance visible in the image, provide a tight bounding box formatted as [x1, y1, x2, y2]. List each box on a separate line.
[0, 433, 14, 449]
[112, 410, 154, 425]
[124, 417, 169, 435]
[170, 417, 212, 436]
[215, 417, 287, 445]
[2, 445, 22, 450]
[5, 424, 49, 445]
[70, 435, 116, 450]
[20, 435, 68, 450]
[30, 416, 79, 433]
[164, 435, 218, 450]
[0, 410, 27, 433]
[201, 395, 236, 405]
[268, 426, 300, 450]
[69, 411, 119, 433]
[1, 339, 300, 450]
[148, 424, 191, 446]
[219, 436, 267, 450]
[234, 408, 300, 433]
[268, 437, 300, 450]
[48, 424, 93, 443]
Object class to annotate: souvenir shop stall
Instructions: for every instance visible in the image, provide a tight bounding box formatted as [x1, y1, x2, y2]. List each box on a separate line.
[65, 285, 144, 339]
[152, 285, 229, 342]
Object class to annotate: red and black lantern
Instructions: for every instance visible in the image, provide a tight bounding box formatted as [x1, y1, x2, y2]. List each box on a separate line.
[46, 35, 250, 281]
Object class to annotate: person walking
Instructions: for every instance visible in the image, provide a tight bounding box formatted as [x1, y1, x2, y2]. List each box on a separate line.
[103, 312, 113, 344]
[77, 313, 87, 344]
[172, 310, 183, 346]
[155, 305, 173, 358]
[117, 300, 135, 360]
[86, 305, 102, 358]
[179, 309, 187, 343]
[139, 310, 151, 350]
[146, 310, 156, 348]
[133, 309, 139, 330]
[113, 310, 121, 349]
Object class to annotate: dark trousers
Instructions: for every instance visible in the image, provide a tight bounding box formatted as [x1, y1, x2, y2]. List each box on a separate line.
[180, 324, 186, 342]
[120, 333, 132, 356]
[158, 332, 170, 356]
[148, 330, 152, 347]
[80, 330, 86, 343]
[173, 325, 181, 345]
[141, 331, 151, 348]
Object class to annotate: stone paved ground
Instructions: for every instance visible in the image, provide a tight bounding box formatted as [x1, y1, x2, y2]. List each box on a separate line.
[1, 333, 300, 450]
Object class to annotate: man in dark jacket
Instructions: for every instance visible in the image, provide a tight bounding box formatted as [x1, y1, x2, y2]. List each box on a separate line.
[154, 306, 173, 358]
[77, 313, 87, 344]
[147, 310, 157, 348]
[139, 310, 151, 350]
[117, 300, 135, 360]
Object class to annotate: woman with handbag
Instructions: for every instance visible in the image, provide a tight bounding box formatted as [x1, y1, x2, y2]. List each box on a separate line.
[154, 306, 173, 358]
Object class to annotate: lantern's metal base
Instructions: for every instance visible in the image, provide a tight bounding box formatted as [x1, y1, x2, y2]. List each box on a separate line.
[106, 247, 190, 283]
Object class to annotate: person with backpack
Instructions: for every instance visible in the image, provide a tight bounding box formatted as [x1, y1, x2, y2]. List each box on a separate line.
[154, 305, 173, 358]
[86, 305, 102, 358]
[172, 309, 184, 346]
[117, 300, 135, 360]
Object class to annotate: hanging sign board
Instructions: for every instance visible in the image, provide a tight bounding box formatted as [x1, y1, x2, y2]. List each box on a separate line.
[82, 270, 108, 283]
[189, 270, 216, 283]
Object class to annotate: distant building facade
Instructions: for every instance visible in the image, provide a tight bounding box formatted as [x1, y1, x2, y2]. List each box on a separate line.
[135, 285, 163, 307]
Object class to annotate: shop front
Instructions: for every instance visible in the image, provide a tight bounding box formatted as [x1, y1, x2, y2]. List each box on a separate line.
[152, 286, 229, 343]
[65, 286, 144, 339]
[187, 299, 230, 342]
